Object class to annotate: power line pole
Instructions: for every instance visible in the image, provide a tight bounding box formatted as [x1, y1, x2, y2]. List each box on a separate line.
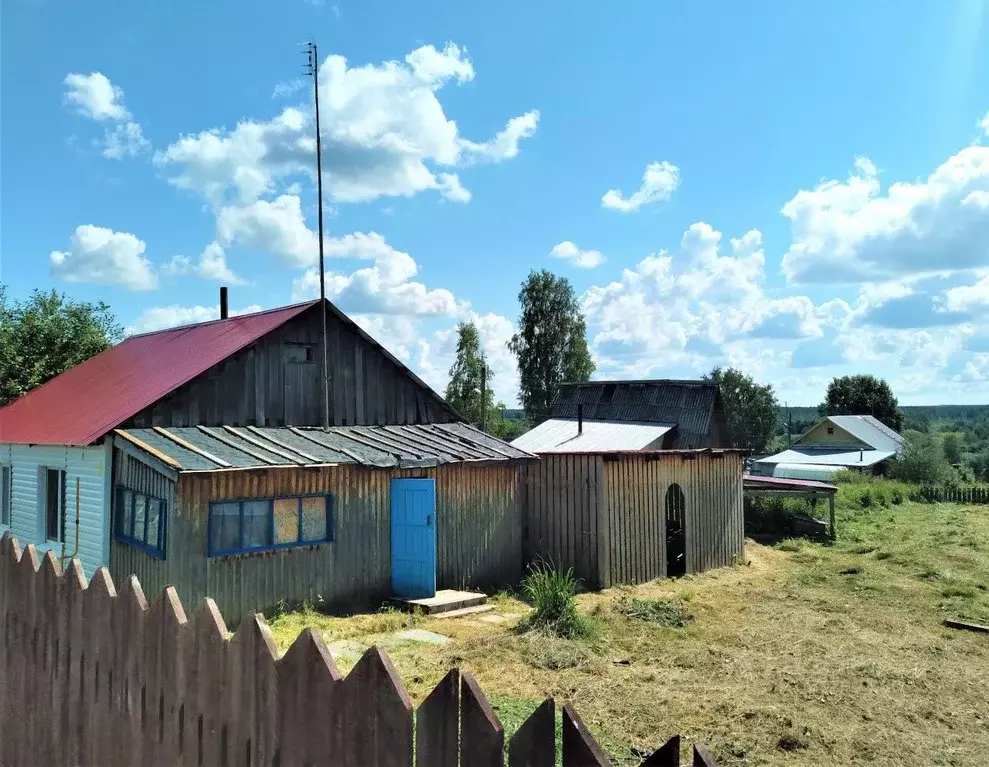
[304, 42, 329, 428]
[479, 356, 487, 433]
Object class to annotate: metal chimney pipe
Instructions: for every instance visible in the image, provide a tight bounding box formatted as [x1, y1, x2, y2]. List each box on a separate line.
[578, 404, 584, 435]
[219, 286, 229, 319]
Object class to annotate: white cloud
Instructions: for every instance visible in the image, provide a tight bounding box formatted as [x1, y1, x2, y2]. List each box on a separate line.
[155, 43, 538, 206]
[980, 110, 989, 136]
[163, 242, 245, 284]
[781, 149, 989, 283]
[125, 303, 264, 336]
[273, 79, 307, 99]
[50, 225, 157, 290]
[549, 241, 604, 269]
[601, 161, 680, 212]
[943, 271, 989, 311]
[291, 231, 466, 317]
[64, 72, 130, 121]
[103, 122, 150, 159]
[216, 194, 318, 266]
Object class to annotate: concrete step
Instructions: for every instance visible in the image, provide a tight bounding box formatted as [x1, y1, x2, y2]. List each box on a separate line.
[394, 589, 488, 615]
[429, 605, 495, 620]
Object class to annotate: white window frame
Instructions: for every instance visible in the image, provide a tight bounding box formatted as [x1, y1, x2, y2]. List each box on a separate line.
[0, 464, 11, 531]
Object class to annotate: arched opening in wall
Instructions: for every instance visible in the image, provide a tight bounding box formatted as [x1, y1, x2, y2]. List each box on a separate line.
[665, 483, 686, 578]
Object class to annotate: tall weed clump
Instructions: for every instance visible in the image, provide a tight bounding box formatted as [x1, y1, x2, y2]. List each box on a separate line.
[519, 562, 591, 639]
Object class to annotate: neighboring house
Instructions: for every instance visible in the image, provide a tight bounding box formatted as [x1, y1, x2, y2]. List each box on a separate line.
[511, 379, 732, 453]
[752, 415, 906, 481]
[0, 295, 534, 623]
[511, 380, 743, 587]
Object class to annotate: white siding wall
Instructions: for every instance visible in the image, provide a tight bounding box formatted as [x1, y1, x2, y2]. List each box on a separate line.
[0, 442, 108, 578]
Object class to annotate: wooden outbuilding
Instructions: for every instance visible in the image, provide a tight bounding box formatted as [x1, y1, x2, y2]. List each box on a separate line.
[513, 380, 745, 587]
[0, 293, 534, 624]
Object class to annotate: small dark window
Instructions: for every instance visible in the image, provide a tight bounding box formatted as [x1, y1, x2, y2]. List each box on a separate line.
[826, 427, 834, 435]
[0, 465, 11, 528]
[284, 344, 316, 364]
[44, 469, 67, 543]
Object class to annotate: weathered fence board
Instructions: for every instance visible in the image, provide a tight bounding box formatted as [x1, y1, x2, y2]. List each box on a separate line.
[919, 485, 989, 504]
[0, 532, 720, 766]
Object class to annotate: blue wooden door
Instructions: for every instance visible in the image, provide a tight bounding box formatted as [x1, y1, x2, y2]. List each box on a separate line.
[390, 478, 437, 598]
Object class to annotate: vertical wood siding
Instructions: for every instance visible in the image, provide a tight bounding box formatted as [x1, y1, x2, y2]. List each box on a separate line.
[521, 452, 744, 588]
[107, 448, 182, 606]
[603, 453, 744, 584]
[0, 442, 107, 578]
[122, 305, 455, 429]
[520, 454, 602, 586]
[120, 463, 522, 626]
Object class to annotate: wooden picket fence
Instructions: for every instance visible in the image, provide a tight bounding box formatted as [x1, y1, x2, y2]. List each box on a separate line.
[0, 533, 718, 766]
[919, 485, 989, 504]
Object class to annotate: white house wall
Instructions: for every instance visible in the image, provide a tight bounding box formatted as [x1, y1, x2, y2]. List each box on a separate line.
[0, 442, 108, 578]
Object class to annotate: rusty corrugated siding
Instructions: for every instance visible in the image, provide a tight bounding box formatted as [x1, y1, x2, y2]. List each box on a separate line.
[119, 462, 524, 627]
[522, 451, 744, 588]
[520, 454, 603, 586]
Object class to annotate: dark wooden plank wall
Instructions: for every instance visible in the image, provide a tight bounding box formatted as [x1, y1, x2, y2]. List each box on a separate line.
[123, 305, 456, 429]
[603, 453, 744, 585]
[111, 462, 523, 626]
[521, 452, 744, 588]
[519, 454, 602, 586]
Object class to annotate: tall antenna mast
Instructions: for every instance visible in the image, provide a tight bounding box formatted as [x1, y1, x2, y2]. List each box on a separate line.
[305, 41, 329, 428]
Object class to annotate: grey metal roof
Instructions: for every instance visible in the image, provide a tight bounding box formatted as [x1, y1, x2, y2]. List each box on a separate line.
[550, 380, 718, 449]
[510, 418, 674, 453]
[825, 416, 905, 453]
[754, 447, 895, 468]
[115, 423, 535, 472]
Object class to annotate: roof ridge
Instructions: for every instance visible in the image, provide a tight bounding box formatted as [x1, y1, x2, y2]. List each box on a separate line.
[123, 300, 319, 339]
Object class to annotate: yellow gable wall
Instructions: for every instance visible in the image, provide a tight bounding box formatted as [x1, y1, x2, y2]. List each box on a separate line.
[794, 420, 869, 448]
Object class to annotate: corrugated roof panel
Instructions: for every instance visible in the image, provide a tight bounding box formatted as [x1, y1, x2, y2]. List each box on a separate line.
[0, 302, 317, 446]
[114, 423, 536, 471]
[754, 447, 895, 467]
[510, 418, 674, 453]
[549, 380, 717, 448]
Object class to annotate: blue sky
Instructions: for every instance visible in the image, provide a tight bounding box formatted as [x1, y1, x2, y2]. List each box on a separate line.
[3, 0, 989, 407]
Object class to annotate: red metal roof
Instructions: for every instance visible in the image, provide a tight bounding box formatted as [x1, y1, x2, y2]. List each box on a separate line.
[0, 301, 317, 446]
[743, 474, 837, 492]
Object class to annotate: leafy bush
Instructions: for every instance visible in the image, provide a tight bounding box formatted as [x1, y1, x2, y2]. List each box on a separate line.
[860, 491, 873, 508]
[892, 491, 904, 505]
[615, 597, 691, 628]
[890, 432, 957, 485]
[519, 562, 590, 639]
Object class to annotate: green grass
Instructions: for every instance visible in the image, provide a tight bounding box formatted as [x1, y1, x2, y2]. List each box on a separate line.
[614, 597, 691, 628]
[517, 562, 594, 639]
[265, 497, 989, 766]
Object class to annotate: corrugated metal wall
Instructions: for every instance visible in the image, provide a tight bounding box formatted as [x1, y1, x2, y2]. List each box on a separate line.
[107, 448, 183, 605]
[108, 462, 522, 626]
[603, 453, 744, 584]
[0, 441, 108, 578]
[519, 454, 604, 586]
[521, 452, 744, 588]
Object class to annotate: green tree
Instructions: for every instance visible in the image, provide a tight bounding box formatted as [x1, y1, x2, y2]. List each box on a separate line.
[444, 321, 496, 428]
[507, 270, 595, 421]
[942, 432, 963, 465]
[890, 432, 955, 484]
[0, 287, 122, 406]
[704, 367, 779, 452]
[820, 374, 904, 432]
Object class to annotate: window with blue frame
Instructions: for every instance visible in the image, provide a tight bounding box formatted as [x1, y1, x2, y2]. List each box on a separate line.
[207, 495, 333, 557]
[115, 486, 167, 558]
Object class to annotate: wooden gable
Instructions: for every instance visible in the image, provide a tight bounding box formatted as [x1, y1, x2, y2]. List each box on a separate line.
[122, 302, 458, 428]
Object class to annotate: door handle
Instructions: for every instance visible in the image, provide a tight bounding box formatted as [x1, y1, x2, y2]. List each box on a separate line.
[426, 515, 432, 527]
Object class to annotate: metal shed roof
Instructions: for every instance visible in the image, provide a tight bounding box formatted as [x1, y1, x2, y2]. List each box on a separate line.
[0, 302, 316, 446]
[754, 447, 895, 468]
[825, 415, 905, 453]
[550, 380, 719, 448]
[510, 418, 674, 453]
[116, 422, 536, 472]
